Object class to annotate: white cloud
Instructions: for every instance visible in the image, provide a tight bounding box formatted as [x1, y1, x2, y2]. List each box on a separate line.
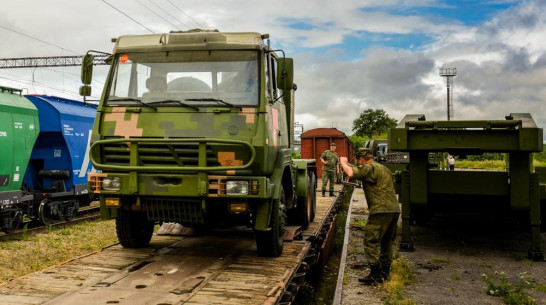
[0, 0, 545, 136]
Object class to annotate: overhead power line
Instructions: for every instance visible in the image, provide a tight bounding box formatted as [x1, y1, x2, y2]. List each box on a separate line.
[0, 24, 80, 55]
[102, 0, 155, 34]
[147, 0, 190, 29]
[0, 75, 90, 100]
[134, 0, 179, 29]
[165, 0, 205, 28]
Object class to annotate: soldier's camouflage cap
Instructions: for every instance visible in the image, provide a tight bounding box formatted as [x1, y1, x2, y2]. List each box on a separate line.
[356, 148, 373, 157]
[330, 143, 336, 146]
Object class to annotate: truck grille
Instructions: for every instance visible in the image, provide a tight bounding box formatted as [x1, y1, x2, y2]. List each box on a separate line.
[91, 138, 256, 172]
[144, 198, 204, 225]
[102, 142, 221, 167]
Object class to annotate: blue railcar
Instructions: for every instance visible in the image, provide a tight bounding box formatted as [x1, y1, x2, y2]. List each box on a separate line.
[1, 91, 98, 232]
[21, 95, 97, 224]
[24, 95, 96, 193]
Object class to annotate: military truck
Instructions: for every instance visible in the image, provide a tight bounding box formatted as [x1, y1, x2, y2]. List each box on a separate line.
[364, 139, 388, 163]
[80, 30, 316, 257]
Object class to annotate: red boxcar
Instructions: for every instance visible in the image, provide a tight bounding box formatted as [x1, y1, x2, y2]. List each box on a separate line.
[301, 128, 354, 178]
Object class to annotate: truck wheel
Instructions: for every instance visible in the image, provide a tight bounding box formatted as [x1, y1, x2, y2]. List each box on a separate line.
[256, 185, 286, 257]
[116, 209, 154, 248]
[294, 173, 316, 230]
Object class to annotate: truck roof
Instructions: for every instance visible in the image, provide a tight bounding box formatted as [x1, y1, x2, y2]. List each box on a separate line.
[114, 31, 266, 53]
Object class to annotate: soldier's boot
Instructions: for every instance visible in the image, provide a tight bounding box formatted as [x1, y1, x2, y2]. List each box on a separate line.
[322, 190, 326, 197]
[380, 262, 391, 280]
[358, 264, 383, 285]
[329, 191, 335, 197]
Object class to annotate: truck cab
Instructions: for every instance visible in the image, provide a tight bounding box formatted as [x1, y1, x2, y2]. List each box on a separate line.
[81, 30, 315, 257]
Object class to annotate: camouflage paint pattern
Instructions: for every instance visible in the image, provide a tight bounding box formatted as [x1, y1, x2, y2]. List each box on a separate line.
[88, 31, 310, 231]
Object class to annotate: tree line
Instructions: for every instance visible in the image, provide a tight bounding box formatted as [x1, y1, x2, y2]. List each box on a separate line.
[349, 108, 546, 161]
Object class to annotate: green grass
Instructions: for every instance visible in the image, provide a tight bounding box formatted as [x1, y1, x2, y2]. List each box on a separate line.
[429, 256, 451, 266]
[383, 257, 416, 305]
[0, 220, 118, 282]
[455, 160, 506, 171]
[349, 218, 366, 229]
[454, 160, 546, 171]
[482, 272, 538, 305]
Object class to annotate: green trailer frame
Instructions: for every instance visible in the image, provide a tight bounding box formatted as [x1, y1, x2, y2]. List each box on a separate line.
[389, 113, 544, 260]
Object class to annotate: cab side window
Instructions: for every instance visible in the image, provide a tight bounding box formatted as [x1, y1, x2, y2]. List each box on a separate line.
[265, 54, 279, 100]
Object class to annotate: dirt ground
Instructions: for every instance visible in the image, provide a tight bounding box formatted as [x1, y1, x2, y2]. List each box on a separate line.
[341, 187, 546, 305]
[341, 187, 383, 305]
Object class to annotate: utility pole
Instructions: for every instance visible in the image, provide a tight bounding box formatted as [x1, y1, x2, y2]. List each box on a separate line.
[294, 122, 303, 153]
[439, 67, 457, 121]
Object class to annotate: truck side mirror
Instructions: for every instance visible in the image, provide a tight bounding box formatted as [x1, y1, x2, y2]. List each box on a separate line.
[81, 54, 95, 85]
[80, 54, 94, 97]
[79, 85, 92, 96]
[277, 58, 294, 91]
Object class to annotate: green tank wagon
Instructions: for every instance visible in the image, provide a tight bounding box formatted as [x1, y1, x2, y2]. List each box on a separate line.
[0, 86, 39, 229]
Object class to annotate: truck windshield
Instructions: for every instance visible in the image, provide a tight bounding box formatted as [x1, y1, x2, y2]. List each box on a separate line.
[106, 50, 259, 107]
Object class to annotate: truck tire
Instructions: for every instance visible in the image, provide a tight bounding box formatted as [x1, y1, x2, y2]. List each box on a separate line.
[116, 209, 154, 248]
[294, 173, 316, 230]
[255, 185, 286, 257]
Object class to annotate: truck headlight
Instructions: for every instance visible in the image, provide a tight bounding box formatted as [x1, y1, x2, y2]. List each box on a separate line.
[226, 181, 249, 195]
[102, 177, 121, 191]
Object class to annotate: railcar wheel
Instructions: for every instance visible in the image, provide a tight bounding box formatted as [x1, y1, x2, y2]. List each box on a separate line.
[116, 209, 154, 248]
[309, 172, 317, 222]
[65, 201, 79, 221]
[255, 185, 286, 257]
[2, 212, 22, 234]
[38, 200, 56, 226]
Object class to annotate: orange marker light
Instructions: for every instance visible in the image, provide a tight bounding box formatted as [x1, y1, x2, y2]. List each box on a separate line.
[120, 54, 129, 63]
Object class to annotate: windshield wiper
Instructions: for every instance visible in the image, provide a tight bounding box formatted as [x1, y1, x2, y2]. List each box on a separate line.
[108, 98, 157, 110]
[185, 98, 241, 110]
[147, 100, 199, 111]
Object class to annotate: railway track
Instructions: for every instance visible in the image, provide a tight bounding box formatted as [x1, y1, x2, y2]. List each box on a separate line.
[0, 204, 101, 241]
[0, 185, 344, 305]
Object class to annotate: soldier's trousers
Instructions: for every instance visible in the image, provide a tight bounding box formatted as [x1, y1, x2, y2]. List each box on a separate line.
[363, 213, 400, 265]
[322, 170, 336, 192]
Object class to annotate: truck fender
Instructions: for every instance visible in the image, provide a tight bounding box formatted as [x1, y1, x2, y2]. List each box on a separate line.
[255, 150, 293, 232]
[293, 165, 309, 199]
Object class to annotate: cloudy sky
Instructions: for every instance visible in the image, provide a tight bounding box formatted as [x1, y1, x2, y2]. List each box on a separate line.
[1, 0, 545, 136]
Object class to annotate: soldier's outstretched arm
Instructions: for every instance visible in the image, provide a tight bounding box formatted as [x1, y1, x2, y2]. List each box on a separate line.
[339, 157, 353, 178]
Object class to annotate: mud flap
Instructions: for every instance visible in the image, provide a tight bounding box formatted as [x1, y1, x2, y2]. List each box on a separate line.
[254, 200, 271, 231]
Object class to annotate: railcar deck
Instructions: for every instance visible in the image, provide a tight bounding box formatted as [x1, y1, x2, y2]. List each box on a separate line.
[0, 184, 343, 305]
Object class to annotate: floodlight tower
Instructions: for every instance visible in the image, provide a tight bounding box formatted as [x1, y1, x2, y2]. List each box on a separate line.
[439, 67, 457, 121]
[293, 122, 303, 153]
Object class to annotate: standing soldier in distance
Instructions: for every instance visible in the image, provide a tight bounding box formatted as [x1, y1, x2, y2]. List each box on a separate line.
[448, 155, 456, 171]
[339, 148, 400, 285]
[320, 143, 339, 197]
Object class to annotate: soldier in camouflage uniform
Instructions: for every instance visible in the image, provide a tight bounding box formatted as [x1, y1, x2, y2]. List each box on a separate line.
[339, 148, 400, 285]
[320, 143, 339, 197]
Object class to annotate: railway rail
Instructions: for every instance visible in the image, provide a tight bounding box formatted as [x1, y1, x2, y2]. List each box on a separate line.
[0, 204, 100, 242]
[0, 184, 344, 305]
